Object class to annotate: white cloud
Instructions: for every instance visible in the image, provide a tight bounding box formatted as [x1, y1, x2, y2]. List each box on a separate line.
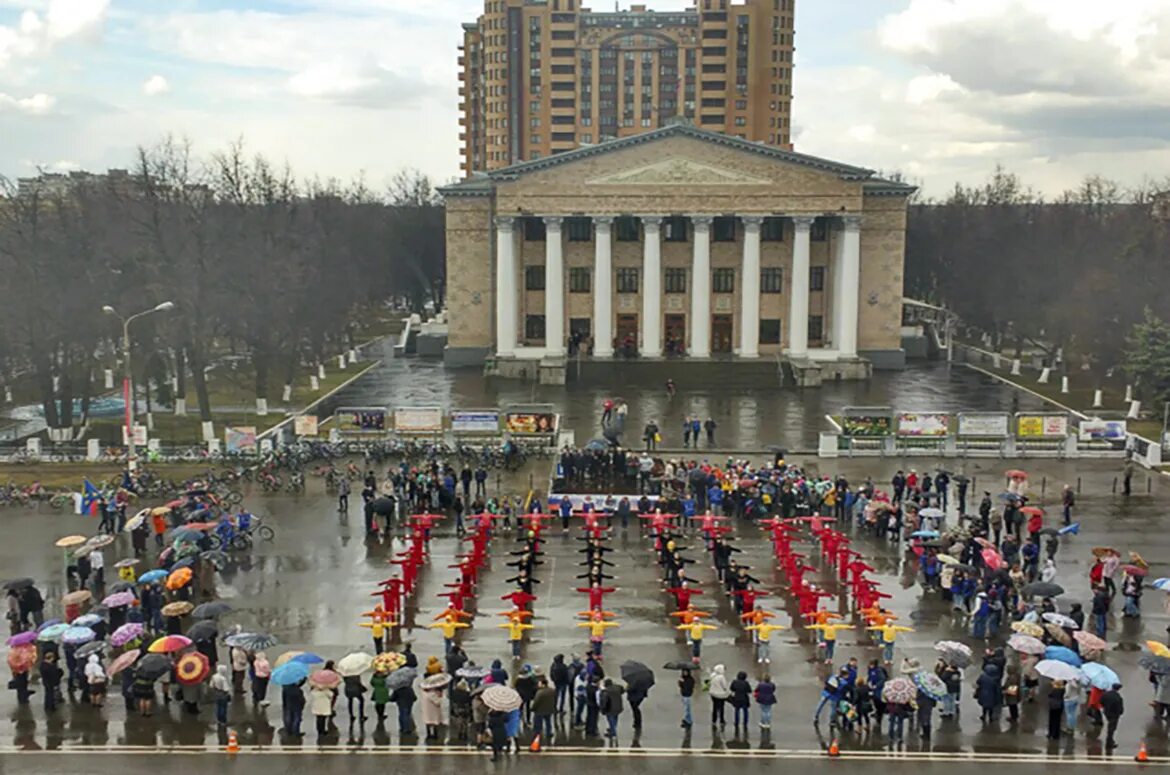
[0, 91, 55, 114]
[141, 74, 169, 96]
[286, 59, 428, 107]
[0, 0, 107, 65]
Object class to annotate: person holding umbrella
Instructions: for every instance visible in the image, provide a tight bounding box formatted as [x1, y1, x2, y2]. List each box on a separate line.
[84, 654, 107, 707]
[39, 651, 62, 713]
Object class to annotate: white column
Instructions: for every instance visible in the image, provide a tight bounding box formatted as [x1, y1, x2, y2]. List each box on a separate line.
[592, 216, 614, 358]
[787, 215, 814, 357]
[739, 215, 762, 358]
[837, 215, 862, 358]
[494, 216, 517, 356]
[689, 215, 713, 357]
[641, 216, 663, 357]
[543, 216, 565, 357]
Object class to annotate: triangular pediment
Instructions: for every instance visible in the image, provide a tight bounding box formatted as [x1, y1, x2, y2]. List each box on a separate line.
[586, 157, 771, 186]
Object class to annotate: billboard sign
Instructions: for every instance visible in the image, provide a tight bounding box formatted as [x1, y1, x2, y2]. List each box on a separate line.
[450, 410, 500, 434]
[957, 413, 1010, 438]
[896, 412, 950, 437]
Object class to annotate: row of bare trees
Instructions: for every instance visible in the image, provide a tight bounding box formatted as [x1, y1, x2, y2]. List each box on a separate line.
[904, 167, 1170, 398]
[0, 138, 445, 438]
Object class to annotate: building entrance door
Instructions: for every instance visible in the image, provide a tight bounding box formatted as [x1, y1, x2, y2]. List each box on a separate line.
[664, 314, 686, 356]
[712, 314, 734, 354]
[616, 314, 639, 356]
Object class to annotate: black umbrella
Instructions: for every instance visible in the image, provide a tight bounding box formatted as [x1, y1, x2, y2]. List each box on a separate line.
[187, 620, 218, 642]
[192, 602, 232, 620]
[662, 661, 696, 671]
[135, 653, 172, 681]
[952, 474, 969, 483]
[369, 497, 395, 515]
[386, 666, 418, 690]
[2, 578, 34, 591]
[620, 660, 655, 691]
[1037, 527, 1061, 537]
[171, 555, 198, 570]
[108, 582, 135, 593]
[1140, 655, 1170, 675]
[1022, 582, 1064, 598]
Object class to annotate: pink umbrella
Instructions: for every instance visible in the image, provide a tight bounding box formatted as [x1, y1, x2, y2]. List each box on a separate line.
[110, 622, 145, 647]
[981, 548, 1004, 570]
[309, 668, 342, 689]
[6, 631, 37, 647]
[1122, 564, 1148, 578]
[102, 591, 136, 608]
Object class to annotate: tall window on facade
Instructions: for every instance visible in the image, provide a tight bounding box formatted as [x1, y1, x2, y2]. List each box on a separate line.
[525, 266, 546, 291]
[759, 319, 782, 344]
[760, 267, 783, 293]
[811, 219, 828, 242]
[761, 217, 785, 242]
[808, 315, 824, 342]
[809, 266, 825, 291]
[664, 268, 687, 293]
[663, 216, 688, 242]
[615, 216, 640, 242]
[523, 217, 546, 241]
[525, 315, 546, 341]
[616, 268, 640, 293]
[565, 217, 592, 241]
[712, 268, 735, 293]
[569, 267, 591, 293]
[712, 216, 737, 242]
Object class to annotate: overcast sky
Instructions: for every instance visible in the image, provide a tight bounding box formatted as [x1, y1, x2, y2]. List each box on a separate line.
[1, 0, 1168, 197]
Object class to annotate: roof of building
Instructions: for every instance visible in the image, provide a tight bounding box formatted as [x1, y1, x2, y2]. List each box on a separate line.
[440, 123, 917, 197]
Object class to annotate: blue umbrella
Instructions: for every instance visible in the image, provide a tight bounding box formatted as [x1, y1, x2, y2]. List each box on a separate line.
[997, 492, 1020, 502]
[271, 661, 310, 686]
[62, 626, 96, 645]
[138, 569, 167, 584]
[1152, 578, 1170, 592]
[291, 652, 324, 665]
[37, 623, 70, 642]
[910, 530, 940, 539]
[1057, 522, 1080, 536]
[1082, 662, 1120, 690]
[1044, 646, 1082, 667]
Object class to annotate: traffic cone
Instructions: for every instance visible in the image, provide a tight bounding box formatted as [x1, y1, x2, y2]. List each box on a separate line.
[1135, 741, 1149, 763]
[828, 738, 840, 757]
[226, 729, 240, 754]
[530, 733, 542, 752]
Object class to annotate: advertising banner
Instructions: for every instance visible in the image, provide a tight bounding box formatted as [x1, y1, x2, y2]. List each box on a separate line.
[224, 426, 257, 454]
[1016, 414, 1069, 438]
[840, 413, 892, 437]
[394, 407, 443, 435]
[335, 408, 388, 433]
[1078, 420, 1127, 442]
[450, 410, 500, 434]
[957, 413, 1010, 438]
[504, 411, 558, 435]
[293, 415, 319, 437]
[896, 412, 951, 437]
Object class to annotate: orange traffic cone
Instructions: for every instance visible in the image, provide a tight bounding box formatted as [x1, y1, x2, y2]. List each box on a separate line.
[828, 738, 840, 757]
[530, 734, 542, 752]
[226, 729, 240, 754]
[1135, 741, 1149, 763]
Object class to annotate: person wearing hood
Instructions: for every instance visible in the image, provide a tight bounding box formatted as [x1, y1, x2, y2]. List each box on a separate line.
[344, 672, 367, 723]
[421, 681, 446, 740]
[549, 654, 571, 714]
[489, 659, 508, 685]
[514, 665, 538, 724]
[84, 654, 107, 707]
[707, 664, 730, 728]
[282, 679, 306, 737]
[729, 670, 752, 733]
[370, 668, 391, 723]
[311, 681, 334, 737]
[391, 679, 417, 736]
[251, 651, 271, 706]
[976, 663, 1004, 723]
[210, 665, 232, 725]
[531, 676, 556, 742]
[599, 678, 624, 739]
[402, 643, 418, 669]
[449, 677, 473, 742]
[425, 655, 443, 676]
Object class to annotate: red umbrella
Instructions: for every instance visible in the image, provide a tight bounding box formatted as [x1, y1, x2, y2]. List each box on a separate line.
[1020, 506, 1045, 517]
[981, 548, 1004, 570]
[1122, 564, 1148, 577]
[1005, 470, 1028, 480]
[176, 651, 210, 685]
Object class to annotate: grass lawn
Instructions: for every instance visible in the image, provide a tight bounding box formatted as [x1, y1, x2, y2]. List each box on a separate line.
[0, 462, 216, 489]
[199, 359, 377, 409]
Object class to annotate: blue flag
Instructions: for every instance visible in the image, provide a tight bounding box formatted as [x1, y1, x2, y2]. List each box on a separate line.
[81, 479, 101, 516]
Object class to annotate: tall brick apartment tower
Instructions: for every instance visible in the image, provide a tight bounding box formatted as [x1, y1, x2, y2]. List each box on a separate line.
[458, 0, 796, 175]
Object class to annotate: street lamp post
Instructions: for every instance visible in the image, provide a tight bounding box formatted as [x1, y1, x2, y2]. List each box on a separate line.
[102, 301, 175, 470]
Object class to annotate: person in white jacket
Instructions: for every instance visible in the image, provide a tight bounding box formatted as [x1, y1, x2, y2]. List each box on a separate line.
[210, 665, 231, 725]
[707, 664, 730, 727]
[84, 654, 107, 707]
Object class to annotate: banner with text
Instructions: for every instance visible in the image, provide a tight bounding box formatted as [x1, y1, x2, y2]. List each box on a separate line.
[335, 408, 388, 433]
[1016, 414, 1069, 438]
[895, 412, 951, 437]
[1078, 420, 1127, 442]
[450, 410, 500, 435]
[224, 426, 257, 454]
[293, 415, 319, 437]
[957, 413, 1010, 438]
[394, 407, 444, 435]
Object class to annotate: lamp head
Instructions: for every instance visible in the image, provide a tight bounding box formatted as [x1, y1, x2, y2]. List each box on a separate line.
[101, 305, 116, 315]
[154, 301, 175, 312]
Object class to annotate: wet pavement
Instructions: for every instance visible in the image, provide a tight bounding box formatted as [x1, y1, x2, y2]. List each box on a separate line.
[1, 456, 1169, 760]
[323, 346, 1047, 450]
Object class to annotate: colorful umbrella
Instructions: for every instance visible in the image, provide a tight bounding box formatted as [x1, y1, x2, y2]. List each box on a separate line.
[165, 567, 192, 590]
[881, 677, 916, 704]
[55, 535, 87, 548]
[1005, 470, 1028, 480]
[1081, 662, 1120, 690]
[1034, 660, 1083, 682]
[1011, 621, 1045, 638]
[224, 632, 277, 651]
[372, 652, 407, 673]
[1045, 623, 1073, 646]
[274, 651, 305, 668]
[37, 623, 69, 642]
[138, 569, 167, 585]
[1008, 634, 1046, 655]
[147, 634, 192, 654]
[912, 671, 947, 701]
[176, 652, 211, 685]
[107, 649, 141, 677]
[1073, 631, 1107, 652]
[1019, 507, 1044, 517]
[1146, 641, 1170, 658]
[337, 652, 374, 677]
[1043, 645, 1082, 667]
[271, 661, 310, 686]
[7, 644, 36, 672]
[1151, 578, 1170, 592]
[6, 631, 37, 647]
[124, 510, 149, 532]
[62, 626, 96, 645]
[309, 668, 342, 689]
[290, 652, 324, 665]
[981, 548, 1004, 570]
[110, 622, 145, 647]
[481, 684, 522, 712]
[162, 601, 194, 618]
[1092, 547, 1120, 558]
[102, 591, 136, 608]
[421, 672, 452, 690]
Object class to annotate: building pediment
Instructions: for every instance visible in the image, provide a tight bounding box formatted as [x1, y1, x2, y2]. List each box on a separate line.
[586, 158, 771, 186]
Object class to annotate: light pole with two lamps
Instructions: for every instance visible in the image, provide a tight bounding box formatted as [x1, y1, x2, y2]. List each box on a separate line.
[102, 301, 175, 470]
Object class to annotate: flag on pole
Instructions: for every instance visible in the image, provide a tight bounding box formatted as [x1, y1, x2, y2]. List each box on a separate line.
[81, 479, 101, 516]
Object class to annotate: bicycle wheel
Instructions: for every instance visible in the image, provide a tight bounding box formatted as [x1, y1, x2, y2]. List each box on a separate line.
[208, 534, 223, 551]
[232, 534, 253, 551]
[257, 525, 275, 542]
[225, 491, 243, 505]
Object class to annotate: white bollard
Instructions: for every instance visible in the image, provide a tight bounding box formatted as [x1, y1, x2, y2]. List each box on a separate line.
[3, 387, 11, 403]
[347, 349, 357, 364]
[1060, 376, 1069, 394]
[256, 397, 269, 416]
[201, 421, 215, 442]
[174, 397, 186, 416]
[1128, 400, 1141, 420]
[104, 369, 114, 389]
[1092, 389, 1103, 408]
[52, 375, 59, 392]
[1038, 367, 1050, 384]
[282, 384, 292, 402]
[86, 438, 101, 461]
[206, 438, 220, 455]
[1010, 359, 1021, 376]
[337, 355, 346, 370]
[309, 375, 320, 391]
[317, 364, 326, 380]
[146, 412, 154, 431]
[1125, 384, 1133, 402]
[992, 353, 1001, 368]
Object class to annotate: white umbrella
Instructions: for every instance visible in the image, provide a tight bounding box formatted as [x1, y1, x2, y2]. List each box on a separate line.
[1034, 659, 1084, 683]
[1042, 612, 1079, 630]
[337, 652, 374, 677]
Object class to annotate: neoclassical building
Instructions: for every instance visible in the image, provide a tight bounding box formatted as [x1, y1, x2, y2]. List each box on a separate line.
[439, 122, 914, 383]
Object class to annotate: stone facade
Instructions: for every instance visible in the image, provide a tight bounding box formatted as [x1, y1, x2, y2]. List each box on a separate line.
[440, 124, 914, 374]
